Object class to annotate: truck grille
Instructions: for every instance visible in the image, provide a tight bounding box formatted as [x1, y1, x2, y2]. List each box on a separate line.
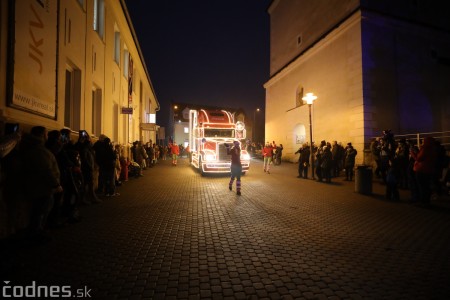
[218, 144, 229, 161]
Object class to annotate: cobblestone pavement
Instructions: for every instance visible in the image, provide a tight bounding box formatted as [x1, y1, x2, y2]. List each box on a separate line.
[2, 158, 450, 299]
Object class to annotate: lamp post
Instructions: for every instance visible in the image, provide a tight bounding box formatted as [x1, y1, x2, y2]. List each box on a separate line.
[302, 92, 317, 180]
[172, 105, 178, 145]
[253, 108, 260, 142]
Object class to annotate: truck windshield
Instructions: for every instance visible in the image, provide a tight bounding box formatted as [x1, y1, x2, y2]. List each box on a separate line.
[204, 129, 234, 138]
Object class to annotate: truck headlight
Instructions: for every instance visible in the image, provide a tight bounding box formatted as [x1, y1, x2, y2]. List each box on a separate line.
[204, 154, 216, 161]
[241, 152, 250, 160]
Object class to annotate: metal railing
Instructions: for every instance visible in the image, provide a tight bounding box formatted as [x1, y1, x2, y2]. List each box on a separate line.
[392, 131, 450, 148]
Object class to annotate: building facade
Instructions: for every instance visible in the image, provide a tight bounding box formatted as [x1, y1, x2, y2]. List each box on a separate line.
[0, 0, 159, 144]
[264, 0, 450, 163]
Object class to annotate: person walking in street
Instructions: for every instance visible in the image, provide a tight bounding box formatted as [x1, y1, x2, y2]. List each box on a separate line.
[171, 143, 180, 166]
[226, 140, 242, 195]
[262, 141, 274, 174]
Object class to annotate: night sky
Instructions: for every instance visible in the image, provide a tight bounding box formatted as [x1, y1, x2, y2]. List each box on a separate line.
[125, 0, 271, 129]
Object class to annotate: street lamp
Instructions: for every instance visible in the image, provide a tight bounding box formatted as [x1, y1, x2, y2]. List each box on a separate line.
[302, 92, 317, 180]
[253, 108, 260, 142]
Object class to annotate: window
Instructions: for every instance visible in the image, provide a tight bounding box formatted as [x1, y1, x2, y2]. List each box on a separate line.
[64, 70, 73, 128]
[64, 10, 72, 45]
[93, 50, 96, 72]
[184, 127, 189, 134]
[123, 49, 129, 78]
[64, 67, 82, 130]
[113, 103, 119, 142]
[68, 19, 71, 43]
[204, 129, 234, 138]
[149, 113, 156, 123]
[92, 88, 103, 136]
[93, 0, 104, 38]
[114, 31, 120, 64]
[296, 86, 304, 107]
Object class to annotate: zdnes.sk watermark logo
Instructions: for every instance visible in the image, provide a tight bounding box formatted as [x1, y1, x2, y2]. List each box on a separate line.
[2, 281, 92, 298]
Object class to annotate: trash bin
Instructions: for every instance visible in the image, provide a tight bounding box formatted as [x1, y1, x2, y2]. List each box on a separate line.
[355, 165, 373, 194]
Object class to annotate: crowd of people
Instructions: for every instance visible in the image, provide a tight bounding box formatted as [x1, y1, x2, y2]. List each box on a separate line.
[250, 139, 358, 182]
[291, 130, 449, 206]
[0, 126, 171, 243]
[295, 140, 357, 183]
[369, 130, 448, 206]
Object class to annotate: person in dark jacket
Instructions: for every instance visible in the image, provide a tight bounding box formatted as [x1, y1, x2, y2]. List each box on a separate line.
[344, 143, 357, 181]
[370, 138, 381, 178]
[295, 143, 310, 179]
[315, 140, 326, 181]
[102, 138, 119, 197]
[321, 146, 332, 183]
[0, 129, 21, 236]
[331, 141, 341, 177]
[274, 144, 283, 165]
[226, 141, 242, 195]
[386, 159, 400, 201]
[76, 131, 100, 204]
[20, 126, 62, 242]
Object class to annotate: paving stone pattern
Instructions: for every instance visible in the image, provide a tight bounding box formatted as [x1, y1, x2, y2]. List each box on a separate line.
[3, 158, 450, 299]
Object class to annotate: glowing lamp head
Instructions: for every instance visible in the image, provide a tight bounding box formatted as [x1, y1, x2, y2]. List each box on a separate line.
[235, 121, 245, 131]
[302, 92, 317, 105]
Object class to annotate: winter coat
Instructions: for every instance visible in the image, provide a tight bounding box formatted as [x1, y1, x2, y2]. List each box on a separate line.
[227, 145, 242, 166]
[344, 147, 357, 168]
[20, 133, 61, 199]
[295, 147, 310, 166]
[412, 137, 436, 175]
[171, 144, 180, 155]
[262, 146, 274, 158]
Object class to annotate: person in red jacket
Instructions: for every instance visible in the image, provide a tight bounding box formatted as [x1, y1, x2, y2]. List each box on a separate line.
[411, 137, 437, 207]
[262, 142, 275, 174]
[171, 143, 180, 166]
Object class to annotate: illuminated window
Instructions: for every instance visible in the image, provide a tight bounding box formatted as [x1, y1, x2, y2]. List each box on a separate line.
[149, 114, 156, 123]
[184, 127, 189, 133]
[93, 0, 104, 38]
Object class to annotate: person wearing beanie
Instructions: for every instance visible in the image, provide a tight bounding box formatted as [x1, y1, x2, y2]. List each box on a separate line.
[226, 140, 242, 195]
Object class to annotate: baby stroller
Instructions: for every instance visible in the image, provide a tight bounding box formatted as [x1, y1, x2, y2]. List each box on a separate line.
[128, 161, 141, 178]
